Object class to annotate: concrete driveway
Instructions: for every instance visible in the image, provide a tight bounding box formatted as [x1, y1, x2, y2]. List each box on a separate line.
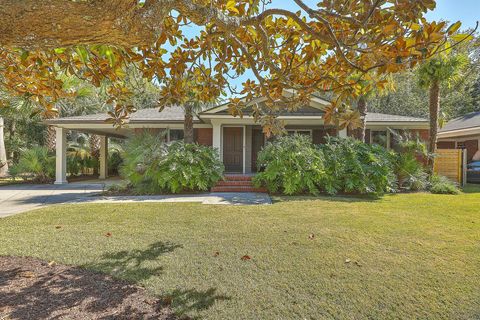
[0, 182, 272, 217]
[0, 183, 105, 217]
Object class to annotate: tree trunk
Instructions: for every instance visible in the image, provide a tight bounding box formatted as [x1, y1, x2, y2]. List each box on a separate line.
[0, 117, 8, 177]
[184, 104, 194, 144]
[427, 80, 440, 173]
[353, 95, 367, 142]
[89, 134, 101, 175]
[46, 125, 57, 152]
[8, 120, 15, 160]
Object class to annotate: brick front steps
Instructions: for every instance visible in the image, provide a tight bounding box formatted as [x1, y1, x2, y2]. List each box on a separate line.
[211, 175, 268, 193]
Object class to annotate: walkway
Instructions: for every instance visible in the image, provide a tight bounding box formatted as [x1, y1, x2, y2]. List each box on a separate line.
[0, 183, 271, 217]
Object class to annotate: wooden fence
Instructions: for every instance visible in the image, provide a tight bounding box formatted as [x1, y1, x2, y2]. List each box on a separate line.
[434, 149, 467, 185]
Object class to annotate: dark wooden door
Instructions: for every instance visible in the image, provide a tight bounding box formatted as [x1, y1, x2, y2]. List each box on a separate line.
[251, 129, 265, 172]
[223, 127, 243, 172]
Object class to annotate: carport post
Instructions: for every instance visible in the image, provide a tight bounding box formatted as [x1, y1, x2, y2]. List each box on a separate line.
[54, 127, 68, 184]
[99, 135, 108, 180]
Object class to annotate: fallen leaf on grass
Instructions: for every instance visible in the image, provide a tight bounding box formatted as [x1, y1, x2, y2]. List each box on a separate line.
[18, 271, 35, 278]
[241, 255, 251, 261]
[143, 298, 159, 306]
[345, 258, 362, 267]
[161, 296, 173, 306]
[55, 226, 62, 229]
[105, 232, 112, 237]
[213, 251, 220, 257]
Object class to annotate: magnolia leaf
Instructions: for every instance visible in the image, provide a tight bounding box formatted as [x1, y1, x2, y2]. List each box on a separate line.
[451, 33, 473, 43]
[226, 0, 239, 14]
[447, 21, 461, 35]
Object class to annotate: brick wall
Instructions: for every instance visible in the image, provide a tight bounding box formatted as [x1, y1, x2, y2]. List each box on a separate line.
[407, 129, 429, 142]
[194, 128, 213, 146]
[437, 141, 456, 149]
[312, 128, 337, 144]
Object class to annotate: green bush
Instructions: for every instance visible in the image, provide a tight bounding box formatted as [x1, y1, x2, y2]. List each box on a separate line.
[429, 175, 460, 194]
[253, 134, 325, 195]
[390, 132, 429, 191]
[319, 137, 397, 195]
[120, 131, 224, 194]
[108, 149, 123, 176]
[67, 151, 98, 177]
[9, 146, 55, 183]
[254, 135, 396, 196]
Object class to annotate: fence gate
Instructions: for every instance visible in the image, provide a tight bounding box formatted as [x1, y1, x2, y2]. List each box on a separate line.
[434, 149, 467, 186]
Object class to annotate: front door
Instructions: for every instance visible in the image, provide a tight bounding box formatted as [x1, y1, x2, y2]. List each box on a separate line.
[223, 127, 243, 173]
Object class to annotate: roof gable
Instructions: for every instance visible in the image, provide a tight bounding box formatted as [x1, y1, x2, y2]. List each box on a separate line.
[202, 92, 331, 115]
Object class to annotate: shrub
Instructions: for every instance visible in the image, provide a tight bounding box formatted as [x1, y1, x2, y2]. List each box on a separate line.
[429, 175, 460, 194]
[390, 132, 429, 191]
[318, 137, 397, 195]
[120, 131, 224, 194]
[253, 134, 325, 195]
[9, 146, 55, 183]
[108, 149, 123, 176]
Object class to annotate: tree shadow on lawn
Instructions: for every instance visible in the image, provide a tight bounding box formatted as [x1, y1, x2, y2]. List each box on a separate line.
[84, 241, 183, 282]
[0, 241, 230, 319]
[0, 255, 173, 320]
[85, 241, 230, 316]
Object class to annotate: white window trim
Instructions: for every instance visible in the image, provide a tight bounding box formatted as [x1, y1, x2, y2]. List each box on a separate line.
[286, 129, 313, 135]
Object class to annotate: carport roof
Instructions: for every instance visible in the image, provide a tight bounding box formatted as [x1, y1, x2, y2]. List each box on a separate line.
[46, 105, 200, 124]
[440, 111, 480, 133]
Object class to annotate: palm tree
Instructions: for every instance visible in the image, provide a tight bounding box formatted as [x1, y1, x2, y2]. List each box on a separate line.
[417, 54, 466, 172]
[352, 95, 367, 142]
[183, 100, 204, 144]
[0, 117, 7, 177]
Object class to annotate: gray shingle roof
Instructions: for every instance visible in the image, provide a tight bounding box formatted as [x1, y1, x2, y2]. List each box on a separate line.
[439, 111, 480, 133]
[47, 105, 200, 124]
[365, 113, 427, 122]
[47, 105, 428, 124]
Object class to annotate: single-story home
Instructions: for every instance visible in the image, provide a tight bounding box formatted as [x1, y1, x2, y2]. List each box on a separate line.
[47, 95, 429, 184]
[438, 111, 480, 162]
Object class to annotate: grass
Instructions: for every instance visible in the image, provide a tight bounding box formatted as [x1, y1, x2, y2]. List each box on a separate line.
[0, 177, 29, 186]
[1, 190, 480, 319]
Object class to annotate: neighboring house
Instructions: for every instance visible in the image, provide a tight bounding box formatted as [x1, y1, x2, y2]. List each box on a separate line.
[46, 95, 429, 184]
[438, 111, 480, 162]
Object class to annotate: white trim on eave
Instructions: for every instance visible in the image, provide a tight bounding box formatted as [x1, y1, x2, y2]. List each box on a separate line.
[438, 127, 480, 138]
[200, 114, 324, 120]
[202, 92, 330, 115]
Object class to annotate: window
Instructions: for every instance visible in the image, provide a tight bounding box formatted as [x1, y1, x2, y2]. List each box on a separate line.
[286, 130, 312, 137]
[389, 129, 402, 152]
[371, 130, 387, 148]
[169, 129, 184, 142]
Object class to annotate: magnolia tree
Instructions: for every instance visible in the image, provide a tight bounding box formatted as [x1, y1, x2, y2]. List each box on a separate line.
[0, 0, 473, 135]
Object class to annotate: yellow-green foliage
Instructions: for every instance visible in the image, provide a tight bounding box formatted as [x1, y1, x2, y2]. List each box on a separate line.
[120, 131, 224, 193]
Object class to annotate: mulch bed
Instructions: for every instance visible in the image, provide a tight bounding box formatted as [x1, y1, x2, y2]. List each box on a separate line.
[0, 256, 176, 320]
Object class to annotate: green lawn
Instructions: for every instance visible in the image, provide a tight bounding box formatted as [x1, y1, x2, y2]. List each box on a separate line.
[0, 177, 28, 186]
[1, 189, 480, 319]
